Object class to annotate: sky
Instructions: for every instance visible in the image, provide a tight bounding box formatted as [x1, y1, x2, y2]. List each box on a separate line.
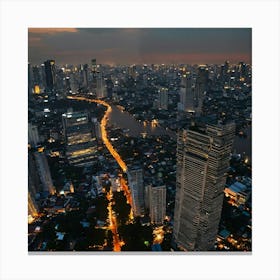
[28, 28, 251, 66]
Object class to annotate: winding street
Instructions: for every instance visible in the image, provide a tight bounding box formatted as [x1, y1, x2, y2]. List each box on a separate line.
[67, 95, 133, 251]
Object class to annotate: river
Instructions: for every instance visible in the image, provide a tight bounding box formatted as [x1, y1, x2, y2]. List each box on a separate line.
[108, 105, 176, 139]
[108, 105, 252, 159]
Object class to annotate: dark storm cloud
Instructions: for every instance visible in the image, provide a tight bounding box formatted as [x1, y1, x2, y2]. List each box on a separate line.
[28, 28, 251, 65]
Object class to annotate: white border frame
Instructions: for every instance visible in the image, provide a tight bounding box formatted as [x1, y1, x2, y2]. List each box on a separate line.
[1, 0, 280, 280]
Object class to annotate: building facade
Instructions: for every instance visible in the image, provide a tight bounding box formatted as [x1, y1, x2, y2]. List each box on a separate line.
[44, 60, 56, 91]
[128, 167, 145, 217]
[148, 185, 166, 225]
[62, 111, 97, 167]
[28, 123, 40, 147]
[194, 65, 209, 115]
[178, 71, 194, 113]
[34, 151, 56, 195]
[173, 122, 235, 251]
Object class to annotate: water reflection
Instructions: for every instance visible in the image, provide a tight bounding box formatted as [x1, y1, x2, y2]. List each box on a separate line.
[108, 105, 176, 139]
[108, 105, 251, 159]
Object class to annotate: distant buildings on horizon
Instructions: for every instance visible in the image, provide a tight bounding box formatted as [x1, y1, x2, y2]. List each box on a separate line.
[27, 58, 251, 251]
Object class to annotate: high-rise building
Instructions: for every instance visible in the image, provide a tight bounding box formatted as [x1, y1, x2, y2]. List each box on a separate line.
[158, 87, 168, 110]
[28, 123, 40, 147]
[128, 167, 144, 217]
[178, 71, 194, 113]
[148, 185, 166, 225]
[173, 122, 235, 251]
[28, 151, 41, 193]
[40, 63, 46, 88]
[96, 71, 107, 99]
[44, 60, 56, 91]
[82, 64, 89, 88]
[62, 111, 97, 166]
[34, 151, 56, 195]
[194, 65, 209, 115]
[91, 59, 97, 90]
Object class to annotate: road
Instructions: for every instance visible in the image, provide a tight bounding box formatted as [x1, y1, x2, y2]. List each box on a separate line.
[106, 190, 123, 251]
[67, 95, 133, 251]
[67, 95, 127, 172]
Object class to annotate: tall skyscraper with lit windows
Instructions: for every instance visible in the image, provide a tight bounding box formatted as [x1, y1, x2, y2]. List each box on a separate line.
[34, 151, 56, 195]
[28, 123, 40, 147]
[44, 59, 56, 91]
[173, 122, 235, 251]
[62, 111, 97, 166]
[91, 58, 97, 90]
[194, 65, 209, 115]
[178, 71, 194, 113]
[96, 71, 107, 98]
[128, 167, 144, 217]
[82, 63, 89, 88]
[148, 185, 166, 225]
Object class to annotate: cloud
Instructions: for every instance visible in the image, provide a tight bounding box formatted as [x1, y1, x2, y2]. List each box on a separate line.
[28, 28, 251, 65]
[28, 28, 78, 35]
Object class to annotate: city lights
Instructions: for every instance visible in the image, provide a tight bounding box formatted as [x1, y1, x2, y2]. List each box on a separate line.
[28, 29, 251, 252]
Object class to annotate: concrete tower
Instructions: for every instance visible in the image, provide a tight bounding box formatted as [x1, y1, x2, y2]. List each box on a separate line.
[173, 122, 235, 251]
[128, 167, 144, 217]
[194, 65, 209, 116]
[148, 185, 166, 225]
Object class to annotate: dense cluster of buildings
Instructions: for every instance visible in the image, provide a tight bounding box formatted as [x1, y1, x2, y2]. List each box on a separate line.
[28, 59, 252, 251]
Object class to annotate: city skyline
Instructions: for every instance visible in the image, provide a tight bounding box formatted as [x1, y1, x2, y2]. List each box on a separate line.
[27, 27, 252, 253]
[27, 58, 252, 252]
[28, 28, 252, 66]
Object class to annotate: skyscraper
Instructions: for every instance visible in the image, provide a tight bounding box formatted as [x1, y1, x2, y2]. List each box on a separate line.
[28, 151, 41, 193]
[128, 167, 144, 217]
[96, 71, 107, 99]
[34, 151, 56, 195]
[62, 111, 97, 166]
[91, 58, 97, 90]
[173, 122, 235, 251]
[148, 185, 166, 225]
[194, 65, 209, 115]
[178, 71, 194, 113]
[44, 59, 56, 91]
[28, 123, 40, 147]
[82, 63, 89, 88]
